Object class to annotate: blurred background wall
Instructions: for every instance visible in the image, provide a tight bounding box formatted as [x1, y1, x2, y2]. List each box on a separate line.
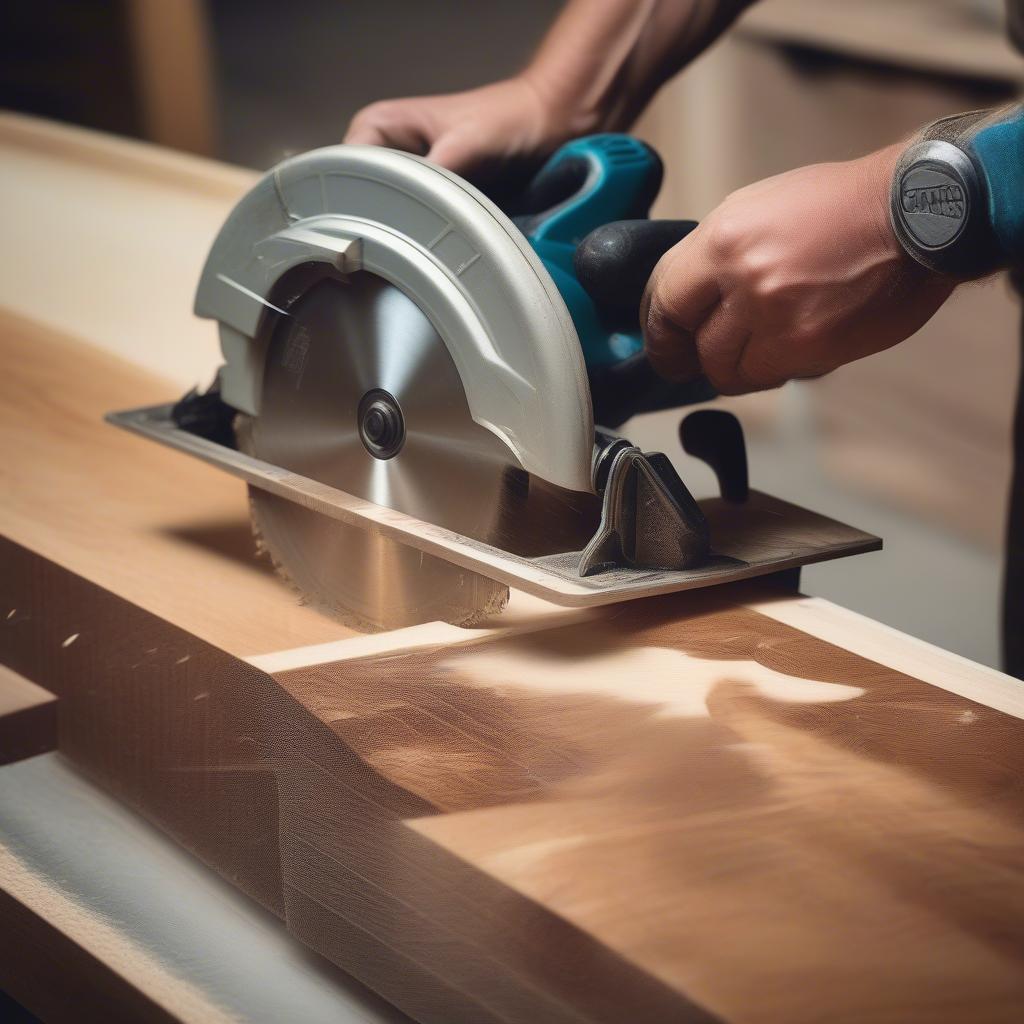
[2, 0, 1022, 666]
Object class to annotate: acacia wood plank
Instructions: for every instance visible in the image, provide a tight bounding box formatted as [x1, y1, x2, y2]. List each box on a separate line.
[5, 114, 1024, 1022]
[4, 532, 1024, 1023]
[5, 323, 1023, 1018]
[0, 310, 350, 658]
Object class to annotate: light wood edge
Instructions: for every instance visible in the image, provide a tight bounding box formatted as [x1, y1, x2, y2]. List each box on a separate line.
[0, 111, 255, 200]
[752, 594, 1024, 720]
[246, 602, 601, 674]
[0, 844, 237, 1024]
[0, 664, 54, 719]
[254, 588, 1024, 721]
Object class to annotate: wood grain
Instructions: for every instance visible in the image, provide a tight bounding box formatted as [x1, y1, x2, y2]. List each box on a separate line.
[4, 329, 1023, 1016]
[5, 532, 1024, 1022]
[278, 596, 1024, 1023]
[5, 114, 1024, 1021]
[0, 310, 351, 658]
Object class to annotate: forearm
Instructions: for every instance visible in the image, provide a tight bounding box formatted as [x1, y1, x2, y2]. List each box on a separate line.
[522, 0, 759, 135]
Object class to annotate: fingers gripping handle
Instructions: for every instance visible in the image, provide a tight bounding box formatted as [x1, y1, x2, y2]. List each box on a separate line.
[574, 218, 712, 427]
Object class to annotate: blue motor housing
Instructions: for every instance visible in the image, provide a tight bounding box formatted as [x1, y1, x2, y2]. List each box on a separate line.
[510, 134, 714, 427]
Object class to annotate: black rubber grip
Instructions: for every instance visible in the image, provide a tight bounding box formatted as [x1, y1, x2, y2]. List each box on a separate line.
[574, 219, 699, 321]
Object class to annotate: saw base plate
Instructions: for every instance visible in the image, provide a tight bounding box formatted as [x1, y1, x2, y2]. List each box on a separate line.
[109, 403, 881, 614]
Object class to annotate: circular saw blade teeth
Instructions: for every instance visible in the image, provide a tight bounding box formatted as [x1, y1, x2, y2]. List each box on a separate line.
[238, 273, 597, 631]
[246, 486, 508, 633]
[233, 270, 525, 630]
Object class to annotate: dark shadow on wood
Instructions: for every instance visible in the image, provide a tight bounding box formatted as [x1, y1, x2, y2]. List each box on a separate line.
[162, 517, 277, 577]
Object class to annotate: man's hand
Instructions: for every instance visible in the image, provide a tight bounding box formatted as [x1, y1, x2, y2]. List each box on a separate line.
[642, 145, 956, 394]
[344, 77, 567, 187]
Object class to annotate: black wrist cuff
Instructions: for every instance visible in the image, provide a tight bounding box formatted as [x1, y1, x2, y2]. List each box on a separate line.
[890, 139, 1003, 279]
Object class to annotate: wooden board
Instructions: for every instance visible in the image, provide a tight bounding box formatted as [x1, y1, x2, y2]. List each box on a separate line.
[4, 113, 1024, 1022]
[0, 310, 350, 658]
[286, 601, 1024, 1023]
[4, 530, 1024, 1023]
[0, 842, 214, 1024]
[2, 310, 1023, 1020]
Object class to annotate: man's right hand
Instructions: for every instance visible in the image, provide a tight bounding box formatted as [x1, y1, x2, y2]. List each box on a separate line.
[343, 77, 569, 189]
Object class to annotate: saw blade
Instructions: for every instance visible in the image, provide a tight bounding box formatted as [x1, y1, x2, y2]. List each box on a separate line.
[241, 273, 597, 629]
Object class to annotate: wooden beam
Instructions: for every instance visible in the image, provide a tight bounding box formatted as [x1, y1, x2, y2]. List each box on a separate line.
[5, 513, 1024, 1021]
[4, 113, 1024, 1021]
[3, 316, 1024, 1019]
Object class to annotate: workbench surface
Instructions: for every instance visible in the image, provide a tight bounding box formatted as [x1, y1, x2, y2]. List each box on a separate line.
[2, 113, 1024, 1024]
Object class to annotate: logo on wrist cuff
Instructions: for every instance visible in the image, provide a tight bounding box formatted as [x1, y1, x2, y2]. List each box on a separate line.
[897, 164, 969, 249]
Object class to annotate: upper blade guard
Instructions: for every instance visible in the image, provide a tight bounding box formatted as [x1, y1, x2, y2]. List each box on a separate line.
[194, 143, 596, 494]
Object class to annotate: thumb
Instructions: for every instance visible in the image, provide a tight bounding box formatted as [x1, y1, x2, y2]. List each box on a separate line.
[642, 240, 719, 383]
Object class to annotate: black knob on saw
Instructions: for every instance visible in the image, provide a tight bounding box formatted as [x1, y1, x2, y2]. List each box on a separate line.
[358, 389, 405, 460]
[681, 409, 749, 503]
[574, 219, 699, 322]
[575, 218, 713, 427]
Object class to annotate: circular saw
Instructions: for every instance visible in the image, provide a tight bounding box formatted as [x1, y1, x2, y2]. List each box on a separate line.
[109, 135, 880, 631]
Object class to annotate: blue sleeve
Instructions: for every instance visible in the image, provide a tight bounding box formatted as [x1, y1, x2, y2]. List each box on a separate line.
[968, 105, 1024, 266]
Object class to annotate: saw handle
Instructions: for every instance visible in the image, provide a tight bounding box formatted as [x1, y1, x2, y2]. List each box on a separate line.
[512, 135, 664, 242]
[574, 218, 698, 323]
[514, 133, 714, 424]
[574, 218, 713, 426]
